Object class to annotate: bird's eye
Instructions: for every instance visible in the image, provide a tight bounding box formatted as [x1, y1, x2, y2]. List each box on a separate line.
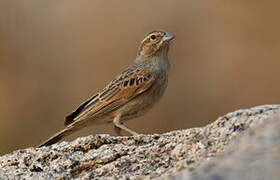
[150, 35, 156, 40]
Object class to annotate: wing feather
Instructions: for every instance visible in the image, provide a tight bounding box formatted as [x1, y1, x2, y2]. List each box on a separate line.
[64, 67, 155, 126]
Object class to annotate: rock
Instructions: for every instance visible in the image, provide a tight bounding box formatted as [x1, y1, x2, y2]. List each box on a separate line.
[170, 106, 280, 180]
[0, 105, 279, 180]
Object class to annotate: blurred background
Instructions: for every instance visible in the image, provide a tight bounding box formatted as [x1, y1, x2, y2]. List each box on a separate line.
[0, 0, 280, 155]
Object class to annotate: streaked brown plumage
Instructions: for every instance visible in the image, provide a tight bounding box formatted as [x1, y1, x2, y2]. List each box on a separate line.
[38, 30, 175, 147]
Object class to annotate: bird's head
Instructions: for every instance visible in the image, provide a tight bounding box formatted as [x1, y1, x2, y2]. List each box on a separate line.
[137, 30, 175, 58]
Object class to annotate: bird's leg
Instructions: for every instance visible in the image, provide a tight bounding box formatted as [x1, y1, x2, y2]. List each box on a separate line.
[113, 114, 139, 136]
[114, 124, 122, 136]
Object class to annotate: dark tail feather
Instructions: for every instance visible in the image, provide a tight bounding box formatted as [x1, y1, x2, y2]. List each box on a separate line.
[38, 126, 76, 147]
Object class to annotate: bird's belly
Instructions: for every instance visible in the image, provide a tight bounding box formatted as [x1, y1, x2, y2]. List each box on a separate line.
[116, 73, 168, 121]
[99, 72, 168, 124]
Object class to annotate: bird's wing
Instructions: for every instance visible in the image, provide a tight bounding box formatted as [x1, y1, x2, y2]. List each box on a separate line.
[64, 66, 155, 126]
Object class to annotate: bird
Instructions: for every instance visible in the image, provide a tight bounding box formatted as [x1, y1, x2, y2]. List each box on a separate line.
[38, 30, 175, 147]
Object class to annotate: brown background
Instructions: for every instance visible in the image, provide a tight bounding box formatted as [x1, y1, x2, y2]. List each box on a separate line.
[0, 0, 279, 155]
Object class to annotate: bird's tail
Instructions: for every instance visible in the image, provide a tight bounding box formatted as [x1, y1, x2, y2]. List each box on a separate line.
[37, 125, 78, 147]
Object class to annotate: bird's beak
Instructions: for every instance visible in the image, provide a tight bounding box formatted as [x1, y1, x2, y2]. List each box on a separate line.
[163, 32, 175, 42]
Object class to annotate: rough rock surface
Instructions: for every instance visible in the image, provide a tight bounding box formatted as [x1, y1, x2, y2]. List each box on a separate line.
[0, 105, 279, 180]
[168, 106, 280, 180]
